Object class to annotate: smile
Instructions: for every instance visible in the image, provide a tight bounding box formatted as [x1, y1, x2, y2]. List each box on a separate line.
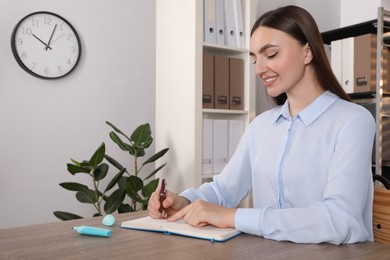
[262, 75, 278, 86]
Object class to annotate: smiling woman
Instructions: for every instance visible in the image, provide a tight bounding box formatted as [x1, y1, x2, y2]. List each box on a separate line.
[11, 11, 81, 79]
[148, 5, 376, 245]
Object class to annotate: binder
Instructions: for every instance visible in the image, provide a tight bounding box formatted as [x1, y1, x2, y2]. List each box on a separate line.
[213, 119, 228, 174]
[203, 53, 215, 109]
[214, 55, 229, 109]
[330, 34, 390, 94]
[229, 57, 244, 110]
[202, 118, 213, 175]
[215, 0, 225, 45]
[228, 119, 244, 160]
[204, 0, 217, 44]
[223, 0, 237, 47]
[233, 0, 245, 48]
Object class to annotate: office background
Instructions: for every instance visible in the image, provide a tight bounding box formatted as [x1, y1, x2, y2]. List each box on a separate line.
[0, 0, 385, 229]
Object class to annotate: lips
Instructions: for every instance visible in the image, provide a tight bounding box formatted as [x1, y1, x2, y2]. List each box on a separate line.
[261, 75, 278, 87]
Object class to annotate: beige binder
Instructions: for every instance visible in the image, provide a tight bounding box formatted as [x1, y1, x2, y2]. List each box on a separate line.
[214, 55, 229, 109]
[229, 58, 244, 110]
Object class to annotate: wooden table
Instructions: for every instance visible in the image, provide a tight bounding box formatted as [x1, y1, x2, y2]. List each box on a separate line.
[1, 211, 390, 259]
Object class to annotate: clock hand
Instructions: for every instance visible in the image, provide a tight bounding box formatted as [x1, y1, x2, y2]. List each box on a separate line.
[32, 34, 52, 50]
[46, 24, 57, 50]
[49, 33, 65, 46]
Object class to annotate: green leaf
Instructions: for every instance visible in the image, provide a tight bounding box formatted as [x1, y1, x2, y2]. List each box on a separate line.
[70, 159, 80, 166]
[53, 211, 83, 221]
[104, 154, 126, 171]
[118, 203, 134, 213]
[144, 163, 166, 180]
[142, 148, 169, 165]
[142, 178, 159, 198]
[104, 168, 126, 192]
[104, 189, 126, 214]
[59, 182, 89, 192]
[127, 175, 144, 192]
[125, 176, 143, 201]
[67, 164, 90, 175]
[94, 163, 109, 181]
[140, 199, 149, 210]
[76, 190, 97, 204]
[118, 176, 127, 189]
[131, 123, 153, 149]
[109, 132, 133, 152]
[133, 147, 145, 157]
[106, 121, 131, 142]
[89, 142, 105, 168]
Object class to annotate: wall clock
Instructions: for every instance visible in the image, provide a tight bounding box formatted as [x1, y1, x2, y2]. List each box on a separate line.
[11, 11, 81, 79]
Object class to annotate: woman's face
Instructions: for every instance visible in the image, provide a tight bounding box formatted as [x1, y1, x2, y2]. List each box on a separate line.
[250, 26, 311, 98]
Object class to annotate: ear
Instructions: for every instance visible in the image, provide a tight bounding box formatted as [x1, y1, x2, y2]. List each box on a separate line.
[303, 43, 313, 65]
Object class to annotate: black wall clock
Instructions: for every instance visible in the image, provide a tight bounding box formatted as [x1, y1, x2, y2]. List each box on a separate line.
[11, 11, 81, 79]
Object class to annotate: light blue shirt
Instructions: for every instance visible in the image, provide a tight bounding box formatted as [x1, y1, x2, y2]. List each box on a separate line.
[181, 91, 376, 244]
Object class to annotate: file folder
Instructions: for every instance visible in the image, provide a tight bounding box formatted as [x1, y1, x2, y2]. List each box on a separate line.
[203, 53, 215, 109]
[215, 0, 225, 45]
[202, 118, 213, 175]
[229, 57, 244, 110]
[223, 0, 237, 47]
[214, 55, 229, 109]
[213, 119, 228, 173]
[204, 0, 217, 44]
[233, 0, 245, 48]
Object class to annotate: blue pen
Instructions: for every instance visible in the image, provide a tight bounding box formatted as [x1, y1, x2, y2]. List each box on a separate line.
[73, 226, 112, 237]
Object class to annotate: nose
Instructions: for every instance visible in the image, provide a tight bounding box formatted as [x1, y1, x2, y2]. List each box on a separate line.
[255, 58, 268, 77]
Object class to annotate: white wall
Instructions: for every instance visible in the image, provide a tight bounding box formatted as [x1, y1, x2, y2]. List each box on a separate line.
[340, 0, 390, 27]
[0, 0, 156, 228]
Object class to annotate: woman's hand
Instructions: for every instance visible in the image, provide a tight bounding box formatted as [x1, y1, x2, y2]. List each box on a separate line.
[147, 188, 190, 219]
[167, 199, 237, 228]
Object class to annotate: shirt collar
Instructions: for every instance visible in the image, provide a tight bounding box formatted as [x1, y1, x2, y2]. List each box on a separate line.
[273, 91, 340, 126]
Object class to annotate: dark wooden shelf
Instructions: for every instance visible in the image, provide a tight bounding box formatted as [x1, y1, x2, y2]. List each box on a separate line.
[321, 19, 390, 44]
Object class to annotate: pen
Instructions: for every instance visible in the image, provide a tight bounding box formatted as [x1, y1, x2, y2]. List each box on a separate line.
[159, 179, 167, 213]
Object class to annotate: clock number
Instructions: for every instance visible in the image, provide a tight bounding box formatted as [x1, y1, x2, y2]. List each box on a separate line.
[44, 67, 50, 75]
[17, 38, 23, 46]
[21, 27, 32, 35]
[21, 52, 27, 59]
[57, 66, 63, 74]
[44, 16, 52, 25]
[31, 18, 39, 27]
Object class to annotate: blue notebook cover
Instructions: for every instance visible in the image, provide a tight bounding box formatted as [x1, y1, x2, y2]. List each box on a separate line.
[121, 216, 241, 242]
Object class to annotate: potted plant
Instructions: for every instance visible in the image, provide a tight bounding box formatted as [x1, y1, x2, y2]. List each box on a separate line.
[54, 122, 169, 220]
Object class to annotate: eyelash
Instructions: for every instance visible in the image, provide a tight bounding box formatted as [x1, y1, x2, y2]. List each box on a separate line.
[251, 52, 278, 65]
[267, 52, 277, 59]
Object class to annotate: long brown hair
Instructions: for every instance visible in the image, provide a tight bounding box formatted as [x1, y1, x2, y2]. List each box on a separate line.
[251, 5, 351, 105]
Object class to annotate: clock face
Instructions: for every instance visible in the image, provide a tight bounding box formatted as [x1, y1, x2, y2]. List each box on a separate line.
[11, 11, 81, 79]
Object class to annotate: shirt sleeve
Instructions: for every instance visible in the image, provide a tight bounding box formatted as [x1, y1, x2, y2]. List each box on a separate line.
[181, 129, 253, 207]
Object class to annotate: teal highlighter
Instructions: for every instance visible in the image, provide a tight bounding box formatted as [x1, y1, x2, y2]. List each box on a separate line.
[73, 226, 112, 237]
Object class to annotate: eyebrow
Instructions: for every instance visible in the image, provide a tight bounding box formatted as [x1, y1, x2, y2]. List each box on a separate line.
[249, 43, 278, 57]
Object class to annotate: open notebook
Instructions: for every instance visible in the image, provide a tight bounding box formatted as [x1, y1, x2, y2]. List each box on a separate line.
[121, 216, 241, 242]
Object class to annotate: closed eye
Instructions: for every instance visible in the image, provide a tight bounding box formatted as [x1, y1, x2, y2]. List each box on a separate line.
[267, 52, 278, 59]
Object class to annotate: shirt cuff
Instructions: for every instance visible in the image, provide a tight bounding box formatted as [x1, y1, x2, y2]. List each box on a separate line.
[235, 208, 266, 236]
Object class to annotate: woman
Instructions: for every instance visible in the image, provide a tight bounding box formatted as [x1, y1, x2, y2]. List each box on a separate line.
[148, 5, 376, 244]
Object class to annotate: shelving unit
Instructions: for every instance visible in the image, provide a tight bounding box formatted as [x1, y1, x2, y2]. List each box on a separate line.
[155, 0, 256, 192]
[321, 7, 390, 177]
